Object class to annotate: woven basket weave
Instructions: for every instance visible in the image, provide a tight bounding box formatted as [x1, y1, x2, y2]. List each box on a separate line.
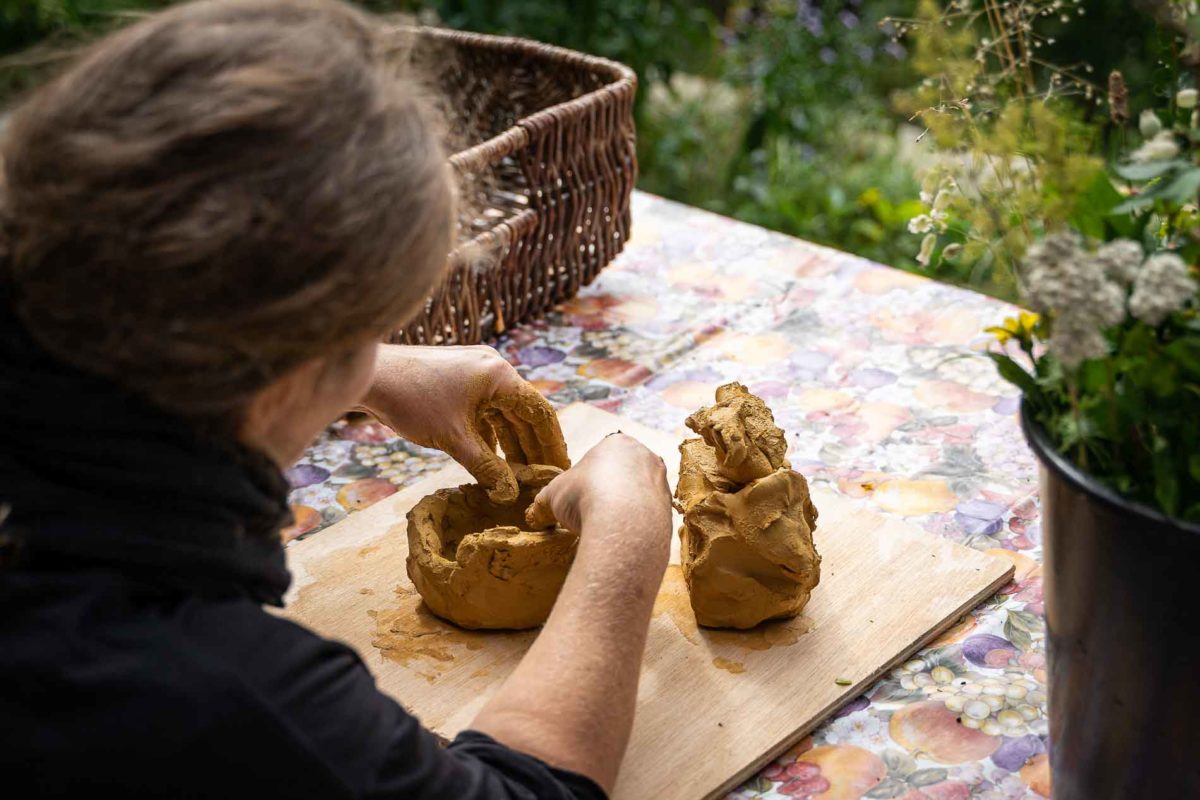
[387, 27, 638, 346]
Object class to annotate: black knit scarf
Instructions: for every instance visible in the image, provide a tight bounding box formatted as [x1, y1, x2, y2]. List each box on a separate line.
[0, 290, 293, 606]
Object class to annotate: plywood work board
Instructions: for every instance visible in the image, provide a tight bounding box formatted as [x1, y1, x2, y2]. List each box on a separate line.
[280, 403, 1013, 799]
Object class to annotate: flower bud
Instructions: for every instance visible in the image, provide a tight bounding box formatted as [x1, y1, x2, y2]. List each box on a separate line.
[1139, 109, 1162, 138]
[917, 233, 937, 267]
[1178, 88, 1198, 110]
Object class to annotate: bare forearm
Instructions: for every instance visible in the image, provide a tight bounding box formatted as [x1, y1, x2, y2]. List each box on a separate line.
[356, 344, 429, 416]
[471, 509, 671, 792]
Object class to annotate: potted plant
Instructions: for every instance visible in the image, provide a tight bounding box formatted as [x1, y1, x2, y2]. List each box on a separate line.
[992, 233, 1199, 798]
[896, 1, 1200, 795]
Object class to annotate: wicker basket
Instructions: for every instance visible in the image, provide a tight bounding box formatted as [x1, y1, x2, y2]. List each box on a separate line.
[386, 27, 638, 346]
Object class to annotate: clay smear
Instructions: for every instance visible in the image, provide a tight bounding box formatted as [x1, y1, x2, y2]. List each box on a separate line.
[370, 586, 535, 682]
[675, 382, 822, 629]
[653, 564, 813, 666]
[407, 463, 578, 629]
[712, 657, 747, 674]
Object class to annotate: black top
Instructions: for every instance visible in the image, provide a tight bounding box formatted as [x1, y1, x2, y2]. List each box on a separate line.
[0, 297, 604, 800]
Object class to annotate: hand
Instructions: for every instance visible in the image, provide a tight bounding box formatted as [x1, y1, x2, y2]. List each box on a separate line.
[359, 344, 569, 503]
[526, 433, 672, 540]
[475, 433, 674, 792]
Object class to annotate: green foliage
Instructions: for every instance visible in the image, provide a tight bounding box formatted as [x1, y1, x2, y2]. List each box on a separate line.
[381, 0, 720, 125]
[976, 37, 1200, 519]
[723, 120, 923, 269]
[0, 0, 923, 272]
[0, 0, 1184, 306]
[0, 0, 170, 99]
[1002, 309, 1200, 521]
[0, 0, 168, 53]
[895, 0, 1108, 297]
[714, 0, 921, 267]
[636, 74, 749, 208]
[896, 1, 1200, 518]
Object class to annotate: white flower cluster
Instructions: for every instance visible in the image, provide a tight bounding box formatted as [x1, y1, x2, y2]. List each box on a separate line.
[1024, 234, 1127, 326]
[909, 188, 952, 236]
[1131, 95, 1200, 162]
[1130, 252, 1198, 325]
[1094, 238, 1144, 286]
[1022, 234, 1198, 366]
[1131, 131, 1180, 163]
[1022, 233, 1125, 368]
[910, 171, 958, 266]
[1139, 110, 1162, 139]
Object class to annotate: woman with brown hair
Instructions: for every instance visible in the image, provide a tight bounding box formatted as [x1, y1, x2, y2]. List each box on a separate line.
[0, 1, 673, 797]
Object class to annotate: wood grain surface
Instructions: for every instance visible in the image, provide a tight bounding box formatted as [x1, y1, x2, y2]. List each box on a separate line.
[280, 404, 1013, 799]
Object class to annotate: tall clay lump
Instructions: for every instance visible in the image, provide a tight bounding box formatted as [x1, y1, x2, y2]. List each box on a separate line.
[675, 383, 821, 629]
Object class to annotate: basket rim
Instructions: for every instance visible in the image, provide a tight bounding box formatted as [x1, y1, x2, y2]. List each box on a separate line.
[391, 25, 637, 172]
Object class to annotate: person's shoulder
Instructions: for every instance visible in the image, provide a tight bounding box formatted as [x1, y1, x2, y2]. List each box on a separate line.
[0, 570, 357, 796]
[175, 593, 360, 678]
[177, 593, 419, 792]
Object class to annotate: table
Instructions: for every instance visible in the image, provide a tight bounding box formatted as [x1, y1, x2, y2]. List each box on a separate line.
[283, 192, 1050, 799]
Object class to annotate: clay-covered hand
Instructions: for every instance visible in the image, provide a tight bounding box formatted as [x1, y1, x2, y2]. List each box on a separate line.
[359, 344, 569, 503]
[526, 433, 671, 538]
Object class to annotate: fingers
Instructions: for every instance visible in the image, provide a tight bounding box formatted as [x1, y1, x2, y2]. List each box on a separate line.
[475, 383, 570, 469]
[488, 384, 570, 470]
[500, 408, 544, 465]
[525, 485, 559, 530]
[448, 424, 518, 504]
[479, 413, 498, 455]
[480, 406, 526, 465]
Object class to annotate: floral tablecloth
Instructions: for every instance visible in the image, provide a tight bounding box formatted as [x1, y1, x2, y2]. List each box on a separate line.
[285, 192, 1050, 800]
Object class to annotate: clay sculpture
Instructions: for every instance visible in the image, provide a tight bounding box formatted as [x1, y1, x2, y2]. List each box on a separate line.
[675, 383, 821, 629]
[407, 463, 578, 629]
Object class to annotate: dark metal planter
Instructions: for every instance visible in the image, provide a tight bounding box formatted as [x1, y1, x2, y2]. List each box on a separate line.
[1021, 402, 1200, 798]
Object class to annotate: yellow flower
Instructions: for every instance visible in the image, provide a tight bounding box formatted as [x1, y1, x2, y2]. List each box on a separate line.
[986, 312, 1040, 344]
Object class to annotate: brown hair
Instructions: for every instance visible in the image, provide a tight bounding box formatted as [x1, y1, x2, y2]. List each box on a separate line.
[0, 0, 453, 427]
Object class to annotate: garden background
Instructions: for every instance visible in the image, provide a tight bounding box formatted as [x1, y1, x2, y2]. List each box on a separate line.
[0, 0, 1166, 301]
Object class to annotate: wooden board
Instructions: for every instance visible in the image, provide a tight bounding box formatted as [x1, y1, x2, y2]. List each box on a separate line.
[281, 404, 1013, 799]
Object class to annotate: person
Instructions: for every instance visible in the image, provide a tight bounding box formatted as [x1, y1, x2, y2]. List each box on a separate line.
[0, 1, 673, 797]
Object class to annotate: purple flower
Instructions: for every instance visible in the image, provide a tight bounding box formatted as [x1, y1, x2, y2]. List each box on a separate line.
[955, 499, 1007, 536]
[992, 395, 1020, 415]
[957, 499, 1008, 519]
[517, 345, 566, 368]
[963, 634, 1018, 667]
[286, 463, 330, 489]
[991, 735, 1045, 771]
[839, 10, 859, 29]
[820, 47, 837, 65]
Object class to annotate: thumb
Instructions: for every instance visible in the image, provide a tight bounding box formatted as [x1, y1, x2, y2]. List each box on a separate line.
[525, 485, 558, 530]
[446, 428, 518, 505]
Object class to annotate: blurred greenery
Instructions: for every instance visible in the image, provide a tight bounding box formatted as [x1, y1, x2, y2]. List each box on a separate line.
[0, 0, 1168, 298]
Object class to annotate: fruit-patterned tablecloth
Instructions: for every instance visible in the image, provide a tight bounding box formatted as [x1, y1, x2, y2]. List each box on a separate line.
[285, 192, 1050, 800]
